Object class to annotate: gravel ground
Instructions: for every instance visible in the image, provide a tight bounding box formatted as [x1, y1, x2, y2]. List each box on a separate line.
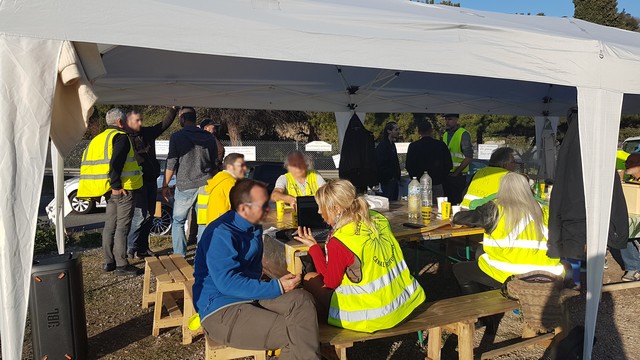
[10, 239, 640, 359]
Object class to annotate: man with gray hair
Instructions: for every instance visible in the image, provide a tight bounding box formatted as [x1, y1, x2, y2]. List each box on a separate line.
[77, 108, 143, 276]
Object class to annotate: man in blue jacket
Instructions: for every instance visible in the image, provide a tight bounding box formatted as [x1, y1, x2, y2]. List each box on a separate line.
[193, 179, 320, 359]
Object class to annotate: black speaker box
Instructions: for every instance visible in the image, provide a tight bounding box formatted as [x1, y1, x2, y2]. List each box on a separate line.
[29, 253, 87, 359]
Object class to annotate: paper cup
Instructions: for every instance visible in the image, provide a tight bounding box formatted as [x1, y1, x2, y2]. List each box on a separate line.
[276, 200, 285, 219]
[436, 197, 448, 213]
[421, 206, 432, 224]
[451, 205, 461, 217]
[441, 201, 451, 220]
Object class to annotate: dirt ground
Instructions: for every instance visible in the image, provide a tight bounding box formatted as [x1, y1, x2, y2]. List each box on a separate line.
[12, 237, 640, 360]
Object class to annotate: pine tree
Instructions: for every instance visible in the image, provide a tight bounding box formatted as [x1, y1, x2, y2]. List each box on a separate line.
[573, 0, 622, 28]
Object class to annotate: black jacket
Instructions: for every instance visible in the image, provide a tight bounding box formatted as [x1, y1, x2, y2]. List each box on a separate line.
[405, 136, 453, 185]
[375, 139, 401, 184]
[128, 108, 178, 182]
[339, 114, 377, 193]
[547, 116, 628, 259]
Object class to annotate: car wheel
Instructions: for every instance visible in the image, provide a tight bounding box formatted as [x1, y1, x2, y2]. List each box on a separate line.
[69, 190, 94, 214]
[150, 204, 172, 236]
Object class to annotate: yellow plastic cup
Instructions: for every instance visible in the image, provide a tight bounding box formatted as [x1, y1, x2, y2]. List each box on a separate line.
[441, 201, 451, 220]
[421, 206, 432, 224]
[276, 200, 285, 219]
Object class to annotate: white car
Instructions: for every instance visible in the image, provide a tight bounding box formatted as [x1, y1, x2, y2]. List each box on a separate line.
[46, 158, 177, 236]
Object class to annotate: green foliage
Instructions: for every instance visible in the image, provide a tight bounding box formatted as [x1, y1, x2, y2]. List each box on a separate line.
[307, 112, 338, 144]
[75, 232, 102, 248]
[573, 0, 638, 31]
[34, 220, 60, 254]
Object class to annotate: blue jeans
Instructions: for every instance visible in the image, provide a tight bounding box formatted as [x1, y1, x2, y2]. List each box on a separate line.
[620, 240, 640, 271]
[172, 187, 198, 256]
[127, 181, 156, 253]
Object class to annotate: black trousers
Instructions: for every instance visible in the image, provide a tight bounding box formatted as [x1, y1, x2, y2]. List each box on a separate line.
[452, 260, 502, 293]
[443, 173, 467, 205]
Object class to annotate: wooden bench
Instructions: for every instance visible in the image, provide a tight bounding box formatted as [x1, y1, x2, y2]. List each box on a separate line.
[141, 254, 202, 344]
[205, 337, 266, 360]
[319, 290, 559, 360]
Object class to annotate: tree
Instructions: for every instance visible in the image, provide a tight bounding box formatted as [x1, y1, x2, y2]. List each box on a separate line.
[574, 0, 623, 28]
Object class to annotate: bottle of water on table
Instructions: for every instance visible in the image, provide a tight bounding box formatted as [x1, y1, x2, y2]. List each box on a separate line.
[420, 172, 432, 223]
[408, 177, 421, 221]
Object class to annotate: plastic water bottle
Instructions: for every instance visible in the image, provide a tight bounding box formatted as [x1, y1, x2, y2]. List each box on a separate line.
[408, 177, 421, 221]
[420, 172, 433, 207]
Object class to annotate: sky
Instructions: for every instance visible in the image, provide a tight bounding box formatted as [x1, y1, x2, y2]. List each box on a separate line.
[457, 0, 640, 18]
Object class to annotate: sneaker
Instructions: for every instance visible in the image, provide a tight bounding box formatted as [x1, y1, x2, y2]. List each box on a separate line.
[604, 257, 608, 269]
[622, 270, 640, 282]
[127, 249, 136, 259]
[114, 265, 142, 276]
[135, 250, 156, 259]
[103, 263, 116, 272]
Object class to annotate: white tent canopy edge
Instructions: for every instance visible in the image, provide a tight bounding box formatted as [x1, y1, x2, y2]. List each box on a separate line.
[2, 1, 640, 359]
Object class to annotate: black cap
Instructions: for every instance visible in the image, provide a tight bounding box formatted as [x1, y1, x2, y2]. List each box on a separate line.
[199, 118, 219, 128]
[443, 113, 460, 119]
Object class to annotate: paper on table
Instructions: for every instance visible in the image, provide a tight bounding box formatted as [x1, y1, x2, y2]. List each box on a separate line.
[263, 227, 279, 237]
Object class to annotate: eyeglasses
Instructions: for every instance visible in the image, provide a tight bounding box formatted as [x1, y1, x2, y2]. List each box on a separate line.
[243, 202, 270, 210]
[233, 162, 247, 168]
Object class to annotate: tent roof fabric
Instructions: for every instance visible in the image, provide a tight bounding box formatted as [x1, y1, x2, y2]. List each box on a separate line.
[2, 0, 640, 114]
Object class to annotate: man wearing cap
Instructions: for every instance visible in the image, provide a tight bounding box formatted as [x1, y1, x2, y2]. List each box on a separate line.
[442, 113, 473, 204]
[125, 107, 178, 259]
[405, 120, 452, 203]
[162, 107, 217, 256]
[199, 118, 225, 169]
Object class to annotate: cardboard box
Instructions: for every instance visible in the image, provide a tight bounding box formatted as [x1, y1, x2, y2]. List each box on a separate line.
[622, 182, 640, 215]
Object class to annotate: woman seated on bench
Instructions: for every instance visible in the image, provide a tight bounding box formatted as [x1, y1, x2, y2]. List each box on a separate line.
[294, 179, 425, 333]
[451, 172, 565, 295]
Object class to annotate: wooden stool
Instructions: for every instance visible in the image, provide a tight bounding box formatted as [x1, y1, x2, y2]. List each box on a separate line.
[205, 337, 266, 360]
[141, 254, 202, 344]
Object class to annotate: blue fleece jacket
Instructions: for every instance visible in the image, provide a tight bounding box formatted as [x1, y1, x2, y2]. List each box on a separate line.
[193, 211, 282, 320]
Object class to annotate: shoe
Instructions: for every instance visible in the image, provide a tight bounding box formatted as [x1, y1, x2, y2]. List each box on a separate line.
[622, 270, 640, 282]
[114, 265, 142, 276]
[604, 257, 609, 269]
[127, 249, 136, 259]
[135, 250, 155, 259]
[103, 263, 116, 272]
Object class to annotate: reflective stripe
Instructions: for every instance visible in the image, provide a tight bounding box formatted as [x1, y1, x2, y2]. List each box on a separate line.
[329, 280, 421, 322]
[122, 170, 142, 177]
[482, 238, 548, 251]
[481, 254, 564, 275]
[452, 161, 461, 166]
[198, 187, 208, 195]
[463, 194, 482, 201]
[103, 129, 118, 160]
[335, 260, 408, 296]
[451, 152, 464, 158]
[81, 159, 110, 166]
[80, 174, 109, 180]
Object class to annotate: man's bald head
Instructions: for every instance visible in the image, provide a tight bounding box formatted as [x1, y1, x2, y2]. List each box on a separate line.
[625, 152, 640, 179]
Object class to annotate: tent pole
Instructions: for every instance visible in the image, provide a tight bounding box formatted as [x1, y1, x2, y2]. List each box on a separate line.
[51, 141, 66, 254]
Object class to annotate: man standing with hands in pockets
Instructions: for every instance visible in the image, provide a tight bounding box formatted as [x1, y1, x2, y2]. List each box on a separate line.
[193, 179, 320, 359]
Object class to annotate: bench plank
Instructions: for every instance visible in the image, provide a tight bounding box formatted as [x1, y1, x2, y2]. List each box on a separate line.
[160, 255, 187, 284]
[171, 254, 195, 281]
[147, 256, 172, 284]
[319, 290, 518, 347]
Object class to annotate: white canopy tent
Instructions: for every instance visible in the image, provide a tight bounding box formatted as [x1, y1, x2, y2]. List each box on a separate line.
[2, 0, 640, 358]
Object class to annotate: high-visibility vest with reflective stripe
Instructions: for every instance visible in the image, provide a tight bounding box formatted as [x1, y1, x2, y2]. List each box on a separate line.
[196, 186, 209, 225]
[285, 170, 319, 197]
[443, 127, 469, 173]
[328, 211, 426, 333]
[478, 204, 564, 284]
[616, 150, 630, 171]
[461, 166, 508, 210]
[77, 128, 142, 198]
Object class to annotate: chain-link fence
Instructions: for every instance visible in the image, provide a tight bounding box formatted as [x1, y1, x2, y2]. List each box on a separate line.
[51, 139, 541, 178]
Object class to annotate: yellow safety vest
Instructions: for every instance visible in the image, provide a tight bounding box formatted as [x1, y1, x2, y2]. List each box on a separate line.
[328, 211, 426, 333]
[617, 150, 630, 172]
[77, 128, 142, 198]
[461, 166, 508, 210]
[196, 185, 209, 225]
[285, 171, 319, 197]
[443, 127, 470, 173]
[478, 204, 564, 284]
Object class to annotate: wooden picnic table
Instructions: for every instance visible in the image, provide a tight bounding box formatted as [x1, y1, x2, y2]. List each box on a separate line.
[262, 201, 484, 278]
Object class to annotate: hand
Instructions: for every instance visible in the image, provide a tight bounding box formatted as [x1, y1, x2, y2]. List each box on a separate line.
[293, 226, 317, 247]
[279, 273, 301, 292]
[286, 195, 297, 209]
[162, 186, 171, 201]
[112, 189, 128, 196]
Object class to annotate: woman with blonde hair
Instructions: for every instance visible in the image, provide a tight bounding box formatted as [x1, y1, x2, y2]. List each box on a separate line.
[294, 179, 425, 333]
[452, 172, 564, 295]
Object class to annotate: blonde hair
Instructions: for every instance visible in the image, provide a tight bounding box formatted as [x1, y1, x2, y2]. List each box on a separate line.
[315, 179, 373, 233]
[496, 172, 545, 241]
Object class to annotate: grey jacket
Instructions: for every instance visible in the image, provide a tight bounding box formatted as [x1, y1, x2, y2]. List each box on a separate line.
[166, 126, 217, 190]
